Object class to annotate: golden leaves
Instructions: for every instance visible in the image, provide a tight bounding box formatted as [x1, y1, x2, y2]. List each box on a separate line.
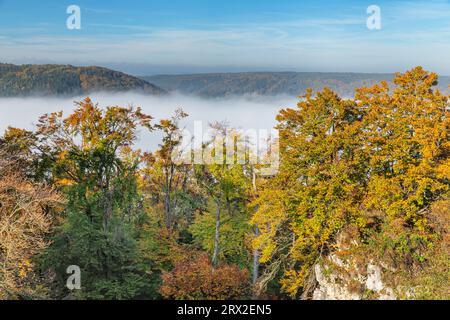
[252, 67, 450, 297]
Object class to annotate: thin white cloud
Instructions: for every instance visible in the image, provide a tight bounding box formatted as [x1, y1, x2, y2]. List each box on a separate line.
[1, 1, 450, 74]
[386, 0, 450, 20]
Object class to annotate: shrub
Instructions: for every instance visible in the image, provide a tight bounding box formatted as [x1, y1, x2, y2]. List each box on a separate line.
[160, 252, 249, 300]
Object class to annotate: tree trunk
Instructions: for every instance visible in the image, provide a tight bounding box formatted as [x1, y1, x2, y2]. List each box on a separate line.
[212, 200, 221, 267]
[300, 267, 318, 300]
[103, 188, 113, 232]
[252, 225, 260, 285]
[164, 190, 171, 228]
[252, 225, 260, 300]
[251, 170, 260, 298]
[164, 166, 171, 229]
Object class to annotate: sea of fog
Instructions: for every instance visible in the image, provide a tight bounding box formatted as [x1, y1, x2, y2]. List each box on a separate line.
[0, 92, 298, 150]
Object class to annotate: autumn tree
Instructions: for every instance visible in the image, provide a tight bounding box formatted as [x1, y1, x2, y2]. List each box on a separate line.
[37, 98, 157, 299]
[354, 67, 450, 294]
[252, 88, 365, 296]
[251, 67, 449, 298]
[0, 130, 63, 299]
[356, 67, 449, 226]
[141, 109, 205, 232]
[193, 123, 252, 267]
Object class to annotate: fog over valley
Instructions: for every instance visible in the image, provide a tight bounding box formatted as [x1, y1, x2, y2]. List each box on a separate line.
[0, 92, 297, 150]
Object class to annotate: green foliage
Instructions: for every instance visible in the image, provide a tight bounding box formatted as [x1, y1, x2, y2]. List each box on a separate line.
[190, 205, 251, 267]
[36, 98, 159, 299]
[1, 67, 448, 300]
[43, 208, 152, 299]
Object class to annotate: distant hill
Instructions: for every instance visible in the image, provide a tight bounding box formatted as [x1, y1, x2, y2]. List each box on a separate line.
[143, 72, 450, 98]
[0, 63, 166, 97]
[2, 65, 448, 98]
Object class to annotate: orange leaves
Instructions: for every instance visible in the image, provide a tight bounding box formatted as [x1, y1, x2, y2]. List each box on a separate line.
[0, 168, 63, 298]
[55, 178, 74, 187]
[393, 66, 439, 96]
[37, 97, 154, 153]
[252, 67, 450, 297]
[32, 97, 156, 191]
[160, 252, 249, 300]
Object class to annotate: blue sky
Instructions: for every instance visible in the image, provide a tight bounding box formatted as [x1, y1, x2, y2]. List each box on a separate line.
[0, 0, 450, 75]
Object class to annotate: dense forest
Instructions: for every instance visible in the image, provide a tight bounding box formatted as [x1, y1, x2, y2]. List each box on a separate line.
[0, 67, 448, 300]
[144, 71, 450, 98]
[0, 63, 165, 97]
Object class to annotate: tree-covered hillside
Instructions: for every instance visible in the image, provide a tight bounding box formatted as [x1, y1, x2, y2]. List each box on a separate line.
[0, 67, 448, 300]
[0, 63, 166, 97]
[144, 72, 450, 98]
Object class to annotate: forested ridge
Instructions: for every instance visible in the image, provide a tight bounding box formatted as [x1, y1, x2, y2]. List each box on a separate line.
[0, 67, 448, 300]
[144, 71, 450, 98]
[0, 63, 165, 97]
